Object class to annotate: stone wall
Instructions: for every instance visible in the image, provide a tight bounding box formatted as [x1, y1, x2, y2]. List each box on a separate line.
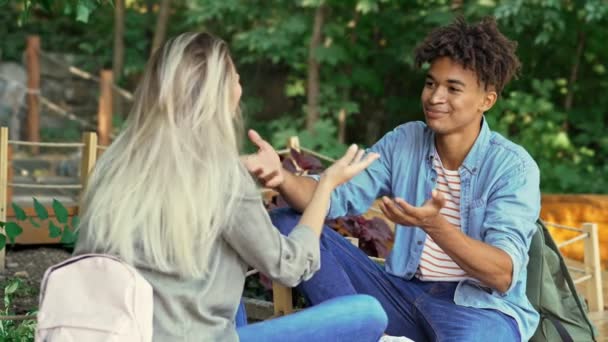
[0, 53, 100, 141]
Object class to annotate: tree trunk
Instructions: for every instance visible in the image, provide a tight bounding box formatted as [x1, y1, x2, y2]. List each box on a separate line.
[150, 0, 171, 57]
[564, 31, 586, 118]
[306, 5, 326, 133]
[112, 0, 125, 118]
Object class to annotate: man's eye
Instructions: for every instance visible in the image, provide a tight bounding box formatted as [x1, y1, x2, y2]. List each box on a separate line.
[449, 87, 461, 92]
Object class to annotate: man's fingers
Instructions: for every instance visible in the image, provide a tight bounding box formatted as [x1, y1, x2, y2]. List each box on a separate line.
[378, 201, 397, 222]
[431, 189, 446, 209]
[394, 197, 416, 216]
[382, 196, 406, 219]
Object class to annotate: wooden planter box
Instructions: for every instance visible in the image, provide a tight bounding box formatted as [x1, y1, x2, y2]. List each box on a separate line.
[7, 205, 79, 244]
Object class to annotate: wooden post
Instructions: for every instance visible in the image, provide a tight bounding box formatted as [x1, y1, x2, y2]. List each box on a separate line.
[338, 109, 346, 144]
[0, 127, 9, 270]
[582, 222, 604, 312]
[97, 70, 113, 147]
[269, 136, 303, 316]
[7, 146, 12, 211]
[272, 282, 293, 316]
[287, 136, 301, 153]
[26, 36, 40, 155]
[80, 132, 98, 190]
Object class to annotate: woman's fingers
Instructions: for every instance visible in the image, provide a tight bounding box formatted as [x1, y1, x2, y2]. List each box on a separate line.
[348, 152, 379, 173]
[338, 144, 359, 165]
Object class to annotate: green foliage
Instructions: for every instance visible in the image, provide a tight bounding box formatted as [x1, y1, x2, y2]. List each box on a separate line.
[0, 279, 37, 341]
[0, 199, 79, 251]
[2, 0, 607, 193]
[8, 0, 112, 25]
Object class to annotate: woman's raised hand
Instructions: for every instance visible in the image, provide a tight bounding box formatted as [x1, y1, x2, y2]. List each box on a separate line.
[320, 144, 379, 189]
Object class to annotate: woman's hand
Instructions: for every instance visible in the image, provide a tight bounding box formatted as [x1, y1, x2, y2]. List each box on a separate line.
[241, 129, 284, 188]
[320, 144, 379, 189]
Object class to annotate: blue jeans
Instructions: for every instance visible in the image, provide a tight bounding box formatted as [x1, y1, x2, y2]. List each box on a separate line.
[270, 208, 520, 342]
[236, 294, 387, 341]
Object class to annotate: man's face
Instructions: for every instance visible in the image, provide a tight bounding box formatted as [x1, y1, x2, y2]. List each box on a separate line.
[421, 57, 496, 137]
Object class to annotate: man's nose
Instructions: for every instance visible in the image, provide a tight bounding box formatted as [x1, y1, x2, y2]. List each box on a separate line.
[429, 87, 446, 104]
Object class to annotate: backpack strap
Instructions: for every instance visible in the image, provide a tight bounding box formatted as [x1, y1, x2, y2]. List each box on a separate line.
[546, 316, 574, 342]
[537, 220, 598, 342]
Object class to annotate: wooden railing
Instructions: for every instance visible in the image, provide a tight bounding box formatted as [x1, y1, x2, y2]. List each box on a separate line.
[547, 221, 604, 312]
[0, 128, 104, 270]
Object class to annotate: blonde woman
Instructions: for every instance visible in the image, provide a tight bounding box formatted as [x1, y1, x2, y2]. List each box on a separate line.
[74, 32, 387, 341]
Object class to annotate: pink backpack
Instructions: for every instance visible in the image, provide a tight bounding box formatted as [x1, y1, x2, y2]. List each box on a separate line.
[35, 254, 153, 342]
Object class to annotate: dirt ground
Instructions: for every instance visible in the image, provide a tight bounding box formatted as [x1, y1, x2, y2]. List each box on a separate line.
[0, 246, 71, 314]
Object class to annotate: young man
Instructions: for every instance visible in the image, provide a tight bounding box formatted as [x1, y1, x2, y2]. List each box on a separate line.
[244, 17, 540, 341]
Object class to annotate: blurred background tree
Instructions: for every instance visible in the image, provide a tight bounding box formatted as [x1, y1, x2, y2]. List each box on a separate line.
[1, 0, 607, 193]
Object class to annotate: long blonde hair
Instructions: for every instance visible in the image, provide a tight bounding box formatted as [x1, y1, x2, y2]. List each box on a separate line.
[78, 32, 246, 278]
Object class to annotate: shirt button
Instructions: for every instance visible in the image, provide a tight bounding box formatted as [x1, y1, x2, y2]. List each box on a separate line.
[417, 240, 423, 245]
[431, 177, 436, 182]
[406, 272, 413, 277]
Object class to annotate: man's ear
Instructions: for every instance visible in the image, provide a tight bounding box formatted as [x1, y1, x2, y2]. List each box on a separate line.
[480, 90, 498, 112]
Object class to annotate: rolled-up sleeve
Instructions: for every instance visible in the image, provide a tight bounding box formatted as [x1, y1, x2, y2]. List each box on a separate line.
[483, 159, 540, 294]
[222, 191, 320, 287]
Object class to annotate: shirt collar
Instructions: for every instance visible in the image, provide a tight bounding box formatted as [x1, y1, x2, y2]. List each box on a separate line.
[425, 116, 491, 175]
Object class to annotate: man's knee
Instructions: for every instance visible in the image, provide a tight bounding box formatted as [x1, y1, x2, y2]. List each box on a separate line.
[269, 207, 302, 235]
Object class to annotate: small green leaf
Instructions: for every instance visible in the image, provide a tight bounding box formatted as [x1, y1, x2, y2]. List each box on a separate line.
[29, 217, 41, 228]
[5, 279, 20, 295]
[11, 203, 26, 221]
[0, 234, 5, 251]
[76, 0, 96, 22]
[5, 222, 23, 244]
[34, 199, 49, 220]
[71, 216, 80, 229]
[60, 227, 77, 245]
[52, 199, 69, 224]
[48, 222, 62, 238]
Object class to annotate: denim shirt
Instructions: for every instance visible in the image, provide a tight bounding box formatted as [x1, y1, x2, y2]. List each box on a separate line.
[320, 118, 540, 341]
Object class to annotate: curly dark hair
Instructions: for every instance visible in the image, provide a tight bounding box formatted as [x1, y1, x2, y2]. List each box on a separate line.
[414, 17, 521, 95]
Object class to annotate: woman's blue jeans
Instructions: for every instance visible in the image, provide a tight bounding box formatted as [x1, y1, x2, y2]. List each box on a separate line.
[267, 208, 520, 342]
[236, 294, 388, 342]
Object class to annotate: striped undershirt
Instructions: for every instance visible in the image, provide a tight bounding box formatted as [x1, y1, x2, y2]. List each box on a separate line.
[416, 153, 469, 282]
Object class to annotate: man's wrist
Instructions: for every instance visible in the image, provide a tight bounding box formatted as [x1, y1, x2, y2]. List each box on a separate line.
[421, 214, 449, 235]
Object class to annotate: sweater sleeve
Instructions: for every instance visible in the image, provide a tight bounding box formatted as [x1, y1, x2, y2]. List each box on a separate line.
[222, 192, 320, 287]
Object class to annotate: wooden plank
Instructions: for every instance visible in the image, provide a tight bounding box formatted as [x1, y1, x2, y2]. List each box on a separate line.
[26, 36, 40, 155]
[7, 205, 79, 217]
[584, 222, 604, 312]
[80, 132, 97, 189]
[6, 205, 79, 244]
[272, 282, 293, 316]
[97, 70, 113, 147]
[0, 127, 8, 270]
